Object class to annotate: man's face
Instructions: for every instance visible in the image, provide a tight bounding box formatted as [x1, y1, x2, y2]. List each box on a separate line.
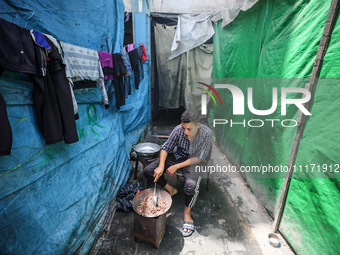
[182, 122, 200, 141]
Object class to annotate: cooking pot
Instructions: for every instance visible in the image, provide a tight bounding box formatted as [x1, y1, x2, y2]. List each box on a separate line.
[133, 142, 161, 159]
[132, 188, 172, 248]
[132, 188, 172, 218]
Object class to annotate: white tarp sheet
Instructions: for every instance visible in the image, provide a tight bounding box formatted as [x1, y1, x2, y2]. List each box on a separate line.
[169, 13, 215, 60]
[168, 0, 259, 60]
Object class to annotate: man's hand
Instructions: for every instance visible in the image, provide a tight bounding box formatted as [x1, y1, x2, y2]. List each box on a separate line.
[166, 164, 179, 177]
[153, 166, 164, 182]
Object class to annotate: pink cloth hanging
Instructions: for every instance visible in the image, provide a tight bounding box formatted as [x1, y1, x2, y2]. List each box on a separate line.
[127, 43, 135, 52]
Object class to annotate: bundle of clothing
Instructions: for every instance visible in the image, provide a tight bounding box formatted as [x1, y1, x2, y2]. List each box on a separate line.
[116, 182, 144, 212]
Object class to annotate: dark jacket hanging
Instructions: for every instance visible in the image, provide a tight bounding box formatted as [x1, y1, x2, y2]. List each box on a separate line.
[0, 18, 42, 155]
[0, 76, 12, 156]
[44, 36, 79, 143]
[128, 48, 141, 90]
[138, 45, 144, 80]
[29, 32, 79, 144]
[112, 53, 127, 110]
[0, 18, 43, 76]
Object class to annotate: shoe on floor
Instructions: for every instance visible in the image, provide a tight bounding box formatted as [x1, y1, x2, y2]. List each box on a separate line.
[182, 221, 195, 237]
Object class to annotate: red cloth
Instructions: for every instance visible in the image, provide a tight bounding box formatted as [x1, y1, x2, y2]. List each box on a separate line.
[140, 43, 147, 62]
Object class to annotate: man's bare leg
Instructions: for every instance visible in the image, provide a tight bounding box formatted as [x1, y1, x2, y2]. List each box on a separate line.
[183, 206, 193, 233]
[164, 183, 178, 196]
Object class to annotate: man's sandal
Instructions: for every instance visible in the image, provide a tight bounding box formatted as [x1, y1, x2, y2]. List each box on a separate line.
[182, 221, 195, 237]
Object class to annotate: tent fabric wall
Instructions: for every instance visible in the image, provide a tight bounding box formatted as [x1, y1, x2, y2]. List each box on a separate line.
[154, 23, 187, 109]
[0, 0, 150, 254]
[0, 0, 125, 52]
[154, 23, 213, 109]
[209, 0, 340, 254]
[185, 44, 213, 111]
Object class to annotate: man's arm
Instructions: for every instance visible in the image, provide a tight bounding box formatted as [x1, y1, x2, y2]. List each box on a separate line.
[153, 149, 168, 181]
[155, 125, 180, 181]
[165, 157, 202, 177]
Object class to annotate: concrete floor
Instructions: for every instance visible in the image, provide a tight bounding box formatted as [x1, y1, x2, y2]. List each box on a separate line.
[90, 109, 295, 255]
[90, 144, 295, 255]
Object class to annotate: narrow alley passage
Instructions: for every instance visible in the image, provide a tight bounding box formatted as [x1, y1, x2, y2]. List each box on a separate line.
[90, 109, 294, 255]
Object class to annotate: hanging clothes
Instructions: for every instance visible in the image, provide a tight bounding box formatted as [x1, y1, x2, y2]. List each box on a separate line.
[98, 51, 127, 110]
[30, 31, 79, 144]
[98, 51, 114, 81]
[0, 17, 41, 155]
[139, 43, 147, 62]
[30, 30, 52, 52]
[0, 19, 42, 149]
[127, 43, 135, 52]
[137, 45, 144, 80]
[128, 48, 141, 90]
[0, 18, 79, 148]
[44, 34, 64, 58]
[121, 52, 132, 96]
[59, 41, 110, 115]
[0, 20, 45, 149]
[0, 18, 45, 76]
[29, 32, 64, 144]
[44, 35, 78, 119]
[112, 53, 127, 110]
[44, 36, 79, 143]
[0, 87, 12, 156]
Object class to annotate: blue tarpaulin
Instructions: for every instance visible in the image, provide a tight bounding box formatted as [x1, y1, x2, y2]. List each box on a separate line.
[0, 0, 150, 254]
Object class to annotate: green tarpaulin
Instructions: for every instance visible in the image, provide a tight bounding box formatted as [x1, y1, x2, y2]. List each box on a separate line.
[209, 0, 340, 254]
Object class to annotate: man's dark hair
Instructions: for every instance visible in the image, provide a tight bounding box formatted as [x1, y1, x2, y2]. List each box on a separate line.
[181, 109, 200, 124]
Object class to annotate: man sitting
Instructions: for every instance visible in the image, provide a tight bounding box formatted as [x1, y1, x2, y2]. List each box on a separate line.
[144, 109, 212, 237]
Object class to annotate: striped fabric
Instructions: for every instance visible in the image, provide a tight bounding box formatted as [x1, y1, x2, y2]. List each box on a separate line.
[188, 176, 202, 208]
[60, 41, 109, 115]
